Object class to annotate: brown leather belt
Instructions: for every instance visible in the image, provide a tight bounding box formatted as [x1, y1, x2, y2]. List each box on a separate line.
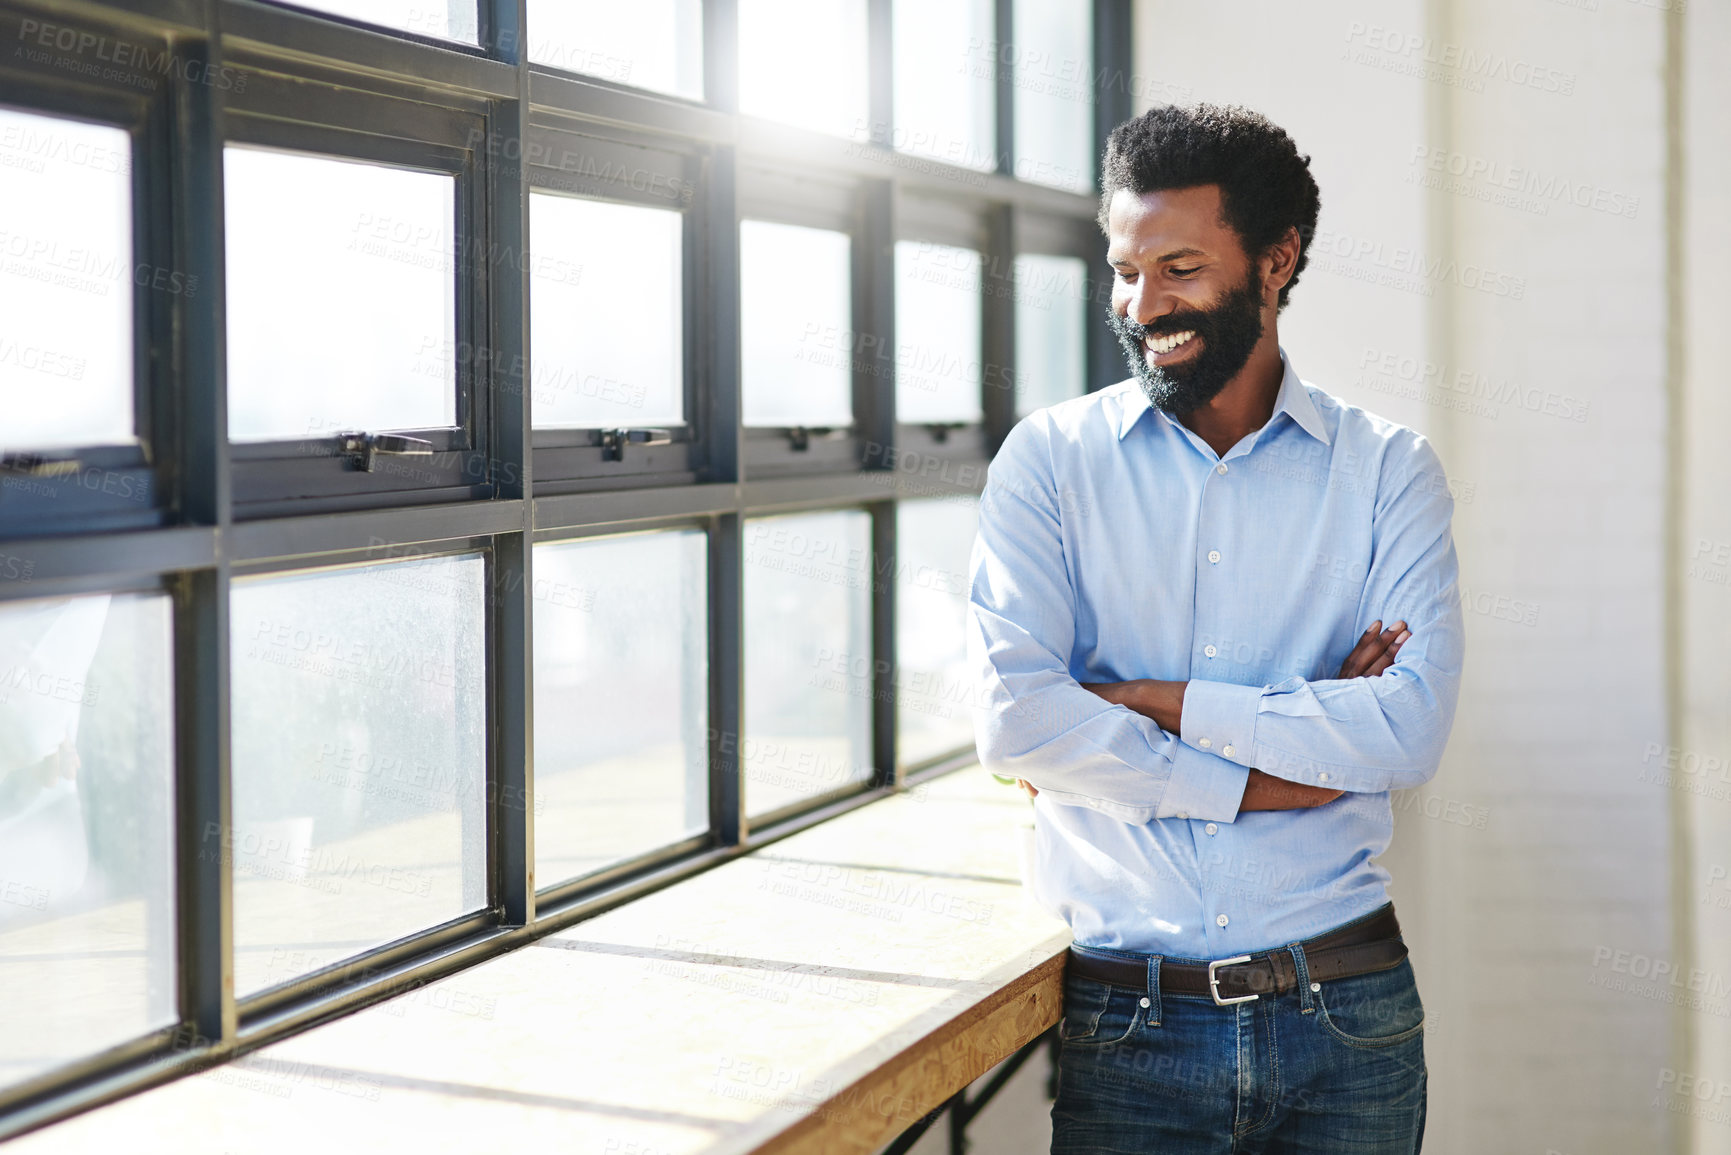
[1065, 904, 1407, 1005]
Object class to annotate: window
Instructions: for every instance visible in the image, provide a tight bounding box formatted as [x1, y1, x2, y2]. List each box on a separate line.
[1012, 0, 1095, 192]
[228, 555, 487, 997]
[0, 108, 133, 450]
[533, 530, 708, 890]
[529, 193, 684, 428]
[740, 219, 853, 429]
[0, 592, 174, 1087]
[895, 498, 980, 767]
[743, 511, 874, 819]
[522, 125, 702, 489]
[1014, 253, 1089, 416]
[219, 77, 487, 515]
[896, 241, 984, 425]
[0, 20, 177, 538]
[225, 148, 458, 443]
[738, 0, 869, 139]
[891, 0, 997, 172]
[275, 0, 478, 43]
[527, 0, 703, 99]
[0, 0, 1121, 1129]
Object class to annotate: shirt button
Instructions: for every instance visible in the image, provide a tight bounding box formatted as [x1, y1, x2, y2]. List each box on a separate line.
[1222, 744, 1235, 758]
[1176, 812, 1189, 820]
[1198, 738, 1212, 749]
[1207, 550, 1221, 564]
[1216, 914, 1229, 928]
[1318, 772, 1330, 783]
[1216, 463, 1228, 475]
[1204, 645, 1217, 658]
[1205, 823, 1218, 835]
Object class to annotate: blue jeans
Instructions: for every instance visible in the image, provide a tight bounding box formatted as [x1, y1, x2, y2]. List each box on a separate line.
[1050, 939, 1426, 1153]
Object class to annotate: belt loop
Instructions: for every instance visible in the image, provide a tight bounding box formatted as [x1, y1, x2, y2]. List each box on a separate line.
[1145, 955, 1163, 1028]
[1290, 942, 1316, 1014]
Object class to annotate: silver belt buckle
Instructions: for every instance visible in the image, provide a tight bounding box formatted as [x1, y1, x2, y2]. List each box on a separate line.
[1208, 955, 1259, 1006]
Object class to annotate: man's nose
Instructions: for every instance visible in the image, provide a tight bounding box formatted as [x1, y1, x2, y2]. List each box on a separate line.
[1123, 279, 1176, 328]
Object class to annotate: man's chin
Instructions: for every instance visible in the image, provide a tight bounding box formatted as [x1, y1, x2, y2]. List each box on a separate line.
[1138, 366, 1227, 415]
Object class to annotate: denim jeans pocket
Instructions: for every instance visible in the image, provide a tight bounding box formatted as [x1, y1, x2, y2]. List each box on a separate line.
[1059, 974, 1143, 1048]
[1315, 959, 1426, 1049]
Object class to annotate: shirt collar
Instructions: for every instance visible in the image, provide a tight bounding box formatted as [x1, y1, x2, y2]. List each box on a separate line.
[1113, 349, 1333, 447]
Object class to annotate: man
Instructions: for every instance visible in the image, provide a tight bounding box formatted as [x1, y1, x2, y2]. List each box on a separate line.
[968, 103, 1464, 1152]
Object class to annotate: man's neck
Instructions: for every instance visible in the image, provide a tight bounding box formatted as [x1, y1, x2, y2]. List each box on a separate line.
[1172, 334, 1285, 459]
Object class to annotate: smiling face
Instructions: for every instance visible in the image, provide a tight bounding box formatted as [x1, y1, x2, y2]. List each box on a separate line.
[1104, 184, 1271, 414]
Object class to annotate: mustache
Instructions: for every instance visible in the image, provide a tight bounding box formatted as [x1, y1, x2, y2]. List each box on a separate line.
[1109, 309, 1216, 341]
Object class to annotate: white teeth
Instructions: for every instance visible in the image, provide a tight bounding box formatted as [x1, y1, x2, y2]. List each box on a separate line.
[1145, 330, 1195, 355]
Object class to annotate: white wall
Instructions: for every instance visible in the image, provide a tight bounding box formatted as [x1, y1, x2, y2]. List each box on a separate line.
[1131, 2, 1679, 1152]
[1679, 0, 1731, 1151]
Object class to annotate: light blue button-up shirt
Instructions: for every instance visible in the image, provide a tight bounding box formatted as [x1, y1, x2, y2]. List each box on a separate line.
[968, 351, 1464, 958]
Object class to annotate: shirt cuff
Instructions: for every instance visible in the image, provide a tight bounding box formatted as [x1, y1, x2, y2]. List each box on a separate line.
[1181, 679, 1263, 768]
[1155, 741, 1248, 824]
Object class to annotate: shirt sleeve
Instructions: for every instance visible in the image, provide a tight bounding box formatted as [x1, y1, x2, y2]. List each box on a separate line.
[1179, 435, 1465, 794]
[968, 418, 1248, 825]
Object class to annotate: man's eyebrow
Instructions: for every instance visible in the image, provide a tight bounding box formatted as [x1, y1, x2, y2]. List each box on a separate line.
[1109, 246, 1208, 265]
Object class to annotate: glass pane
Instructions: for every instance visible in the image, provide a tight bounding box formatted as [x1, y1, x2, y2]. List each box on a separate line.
[225, 148, 457, 442]
[530, 193, 684, 428]
[896, 498, 980, 767]
[895, 241, 983, 424]
[528, 0, 704, 99]
[534, 531, 708, 887]
[740, 220, 853, 428]
[230, 555, 486, 996]
[1012, 0, 1094, 192]
[0, 593, 174, 1088]
[0, 108, 133, 450]
[892, 0, 996, 171]
[738, 0, 869, 139]
[744, 511, 873, 818]
[276, 0, 478, 42]
[1014, 254, 1088, 417]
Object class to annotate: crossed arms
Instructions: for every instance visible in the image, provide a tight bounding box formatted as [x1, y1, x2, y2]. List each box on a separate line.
[1017, 620, 1409, 811]
[967, 417, 1465, 826]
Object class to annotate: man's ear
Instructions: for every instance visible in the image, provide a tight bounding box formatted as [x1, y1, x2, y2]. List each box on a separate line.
[1261, 226, 1302, 304]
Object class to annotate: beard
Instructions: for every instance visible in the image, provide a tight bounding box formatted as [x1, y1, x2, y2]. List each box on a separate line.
[1107, 266, 1267, 415]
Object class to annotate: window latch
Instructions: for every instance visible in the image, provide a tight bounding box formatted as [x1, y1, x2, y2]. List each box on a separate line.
[786, 425, 834, 451]
[337, 431, 434, 472]
[0, 452, 81, 478]
[601, 428, 673, 462]
[924, 422, 965, 444]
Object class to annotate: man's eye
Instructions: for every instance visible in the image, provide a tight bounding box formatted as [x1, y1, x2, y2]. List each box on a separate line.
[1114, 268, 1136, 282]
[1170, 266, 1200, 277]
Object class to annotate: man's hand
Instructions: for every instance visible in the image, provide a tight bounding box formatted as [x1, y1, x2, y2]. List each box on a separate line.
[1337, 619, 1409, 679]
[1242, 768, 1340, 810]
